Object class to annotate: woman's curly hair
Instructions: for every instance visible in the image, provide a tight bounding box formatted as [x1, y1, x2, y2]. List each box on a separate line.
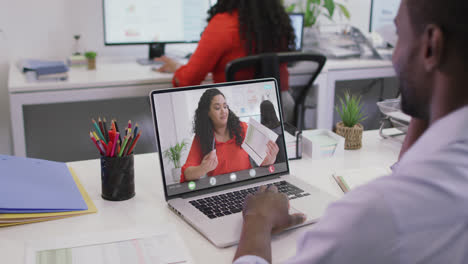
[194, 89, 244, 156]
[207, 0, 296, 54]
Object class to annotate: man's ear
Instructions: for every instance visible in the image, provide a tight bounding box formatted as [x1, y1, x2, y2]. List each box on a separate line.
[422, 24, 445, 71]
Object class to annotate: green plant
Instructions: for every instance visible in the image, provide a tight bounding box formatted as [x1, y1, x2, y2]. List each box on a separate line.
[163, 141, 188, 168]
[84, 51, 97, 59]
[335, 90, 367, 128]
[286, 0, 350, 27]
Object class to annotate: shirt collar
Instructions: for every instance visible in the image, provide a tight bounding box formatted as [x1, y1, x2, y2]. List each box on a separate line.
[400, 105, 468, 164]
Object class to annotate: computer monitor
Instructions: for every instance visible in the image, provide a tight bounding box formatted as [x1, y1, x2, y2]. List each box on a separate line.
[369, 0, 400, 32]
[102, 0, 211, 64]
[289, 13, 304, 51]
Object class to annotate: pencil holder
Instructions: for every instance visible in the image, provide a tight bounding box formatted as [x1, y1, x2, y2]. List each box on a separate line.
[100, 154, 135, 201]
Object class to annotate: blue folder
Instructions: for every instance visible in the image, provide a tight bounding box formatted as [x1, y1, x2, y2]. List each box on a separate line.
[21, 59, 69, 76]
[0, 155, 88, 213]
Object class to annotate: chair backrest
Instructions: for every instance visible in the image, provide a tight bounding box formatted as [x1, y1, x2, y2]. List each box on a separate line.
[225, 52, 327, 131]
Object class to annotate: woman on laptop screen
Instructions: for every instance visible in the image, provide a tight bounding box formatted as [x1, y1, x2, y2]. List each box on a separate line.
[180, 89, 279, 183]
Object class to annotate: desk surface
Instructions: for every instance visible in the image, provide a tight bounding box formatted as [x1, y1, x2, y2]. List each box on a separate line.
[0, 129, 402, 264]
[8, 57, 393, 93]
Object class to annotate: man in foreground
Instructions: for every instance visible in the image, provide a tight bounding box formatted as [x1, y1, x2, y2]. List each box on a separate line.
[233, 0, 468, 263]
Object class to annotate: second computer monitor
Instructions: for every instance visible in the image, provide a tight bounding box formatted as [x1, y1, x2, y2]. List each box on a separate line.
[289, 13, 304, 51]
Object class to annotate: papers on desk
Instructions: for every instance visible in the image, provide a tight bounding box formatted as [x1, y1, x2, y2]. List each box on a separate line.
[242, 118, 278, 166]
[332, 167, 392, 193]
[0, 155, 97, 227]
[26, 226, 194, 264]
[0, 155, 87, 213]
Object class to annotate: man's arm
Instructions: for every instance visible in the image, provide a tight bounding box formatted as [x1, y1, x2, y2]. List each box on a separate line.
[234, 215, 272, 262]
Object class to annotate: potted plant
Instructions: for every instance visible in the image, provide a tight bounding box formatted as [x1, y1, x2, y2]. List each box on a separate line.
[163, 141, 188, 183]
[84, 51, 97, 70]
[335, 90, 366, 150]
[286, 0, 351, 46]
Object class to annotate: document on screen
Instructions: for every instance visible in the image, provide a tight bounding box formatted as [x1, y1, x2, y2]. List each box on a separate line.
[242, 118, 279, 166]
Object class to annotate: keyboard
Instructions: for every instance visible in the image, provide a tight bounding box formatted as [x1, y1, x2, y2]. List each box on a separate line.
[189, 181, 310, 219]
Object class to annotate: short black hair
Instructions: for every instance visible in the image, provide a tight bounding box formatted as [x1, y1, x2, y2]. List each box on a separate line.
[407, 0, 468, 59]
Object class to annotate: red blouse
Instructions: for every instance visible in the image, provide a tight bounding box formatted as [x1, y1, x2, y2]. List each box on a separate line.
[180, 122, 252, 183]
[173, 10, 290, 91]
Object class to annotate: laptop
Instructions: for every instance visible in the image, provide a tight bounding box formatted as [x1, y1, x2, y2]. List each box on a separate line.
[150, 78, 337, 248]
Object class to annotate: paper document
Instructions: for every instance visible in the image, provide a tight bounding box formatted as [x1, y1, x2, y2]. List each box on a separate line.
[242, 118, 279, 166]
[26, 227, 193, 264]
[0, 167, 97, 227]
[333, 167, 392, 193]
[0, 155, 88, 213]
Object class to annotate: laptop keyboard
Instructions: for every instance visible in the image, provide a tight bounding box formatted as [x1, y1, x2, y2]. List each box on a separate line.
[189, 181, 310, 219]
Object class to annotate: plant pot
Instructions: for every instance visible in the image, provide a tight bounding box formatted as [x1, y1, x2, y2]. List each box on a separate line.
[87, 58, 96, 70]
[172, 167, 181, 183]
[335, 122, 363, 150]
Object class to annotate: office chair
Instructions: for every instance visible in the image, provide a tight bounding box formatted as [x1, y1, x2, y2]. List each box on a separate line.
[225, 52, 326, 131]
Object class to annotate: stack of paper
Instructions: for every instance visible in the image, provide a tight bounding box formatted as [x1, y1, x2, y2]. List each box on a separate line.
[0, 155, 97, 227]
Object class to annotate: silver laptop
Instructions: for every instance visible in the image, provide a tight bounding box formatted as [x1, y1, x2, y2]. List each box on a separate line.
[150, 78, 337, 248]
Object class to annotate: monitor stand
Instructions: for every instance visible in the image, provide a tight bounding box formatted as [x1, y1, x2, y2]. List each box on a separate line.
[136, 43, 166, 65]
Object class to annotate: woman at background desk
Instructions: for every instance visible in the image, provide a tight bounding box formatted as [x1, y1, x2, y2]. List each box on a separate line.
[155, 0, 295, 91]
[180, 89, 279, 183]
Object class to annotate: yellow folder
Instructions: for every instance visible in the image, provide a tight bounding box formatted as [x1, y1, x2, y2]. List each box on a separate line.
[0, 167, 97, 227]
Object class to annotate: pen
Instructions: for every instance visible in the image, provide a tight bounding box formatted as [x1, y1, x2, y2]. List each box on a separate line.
[106, 140, 113, 157]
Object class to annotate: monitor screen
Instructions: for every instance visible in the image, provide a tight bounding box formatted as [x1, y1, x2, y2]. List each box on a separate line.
[289, 13, 304, 51]
[369, 0, 400, 32]
[103, 0, 211, 45]
[151, 80, 289, 197]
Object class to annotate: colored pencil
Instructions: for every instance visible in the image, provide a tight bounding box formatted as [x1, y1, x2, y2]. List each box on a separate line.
[92, 118, 107, 144]
[126, 131, 141, 155]
[90, 132, 104, 155]
[111, 132, 119, 157]
[103, 118, 109, 142]
[127, 120, 132, 136]
[118, 135, 130, 157]
[114, 120, 122, 144]
[122, 135, 132, 156]
[98, 139, 107, 155]
[106, 140, 113, 157]
[98, 117, 105, 138]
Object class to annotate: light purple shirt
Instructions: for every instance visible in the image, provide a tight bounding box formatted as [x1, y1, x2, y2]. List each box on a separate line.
[235, 106, 468, 264]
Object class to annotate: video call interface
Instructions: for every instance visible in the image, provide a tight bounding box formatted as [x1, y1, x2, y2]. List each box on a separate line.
[152, 81, 289, 196]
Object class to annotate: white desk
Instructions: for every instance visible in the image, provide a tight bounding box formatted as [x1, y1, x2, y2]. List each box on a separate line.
[8, 58, 394, 157]
[0, 129, 402, 264]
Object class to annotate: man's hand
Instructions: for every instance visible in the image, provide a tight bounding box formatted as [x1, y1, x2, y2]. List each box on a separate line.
[200, 150, 218, 174]
[233, 185, 306, 263]
[260, 141, 279, 167]
[154, 56, 181, 73]
[243, 185, 306, 234]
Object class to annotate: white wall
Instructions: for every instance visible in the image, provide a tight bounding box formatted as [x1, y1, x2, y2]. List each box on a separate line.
[0, 0, 372, 156]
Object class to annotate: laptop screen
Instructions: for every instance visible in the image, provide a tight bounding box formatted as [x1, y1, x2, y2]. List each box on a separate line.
[151, 79, 289, 197]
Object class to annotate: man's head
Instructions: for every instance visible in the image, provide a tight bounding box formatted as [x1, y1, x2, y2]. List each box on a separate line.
[393, 0, 468, 121]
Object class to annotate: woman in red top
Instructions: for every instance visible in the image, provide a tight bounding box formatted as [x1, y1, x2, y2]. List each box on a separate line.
[155, 0, 296, 92]
[180, 89, 279, 183]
